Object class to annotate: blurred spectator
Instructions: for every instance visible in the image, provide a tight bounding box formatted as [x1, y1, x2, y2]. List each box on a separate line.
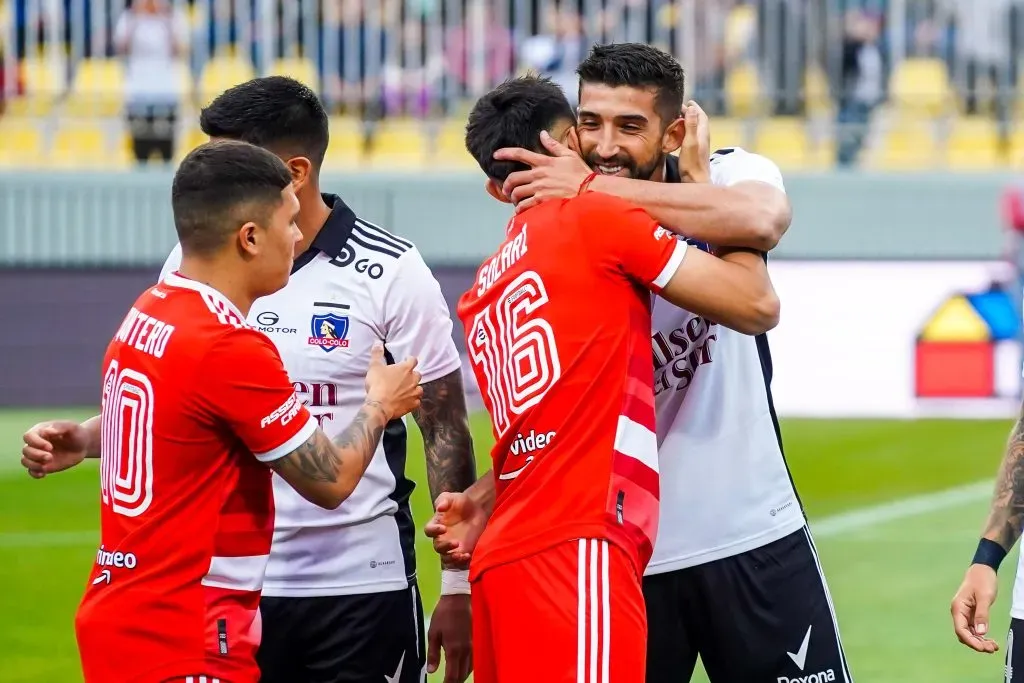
[518, 4, 589, 109]
[114, 0, 188, 165]
[381, 16, 444, 117]
[444, 0, 514, 98]
[321, 0, 387, 118]
[836, 10, 883, 167]
[937, 0, 1016, 142]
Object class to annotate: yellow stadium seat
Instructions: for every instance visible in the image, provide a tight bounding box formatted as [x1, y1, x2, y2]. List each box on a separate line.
[723, 4, 757, 60]
[65, 59, 124, 118]
[709, 117, 747, 154]
[199, 56, 256, 104]
[52, 125, 127, 169]
[435, 119, 475, 169]
[725, 62, 762, 118]
[269, 58, 319, 90]
[805, 64, 833, 117]
[946, 117, 1004, 170]
[321, 117, 368, 169]
[175, 127, 208, 162]
[0, 120, 45, 167]
[751, 117, 821, 171]
[18, 57, 64, 116]
[867, 119, 938, 170]
[367, 118, 428, 169]
[889, 58, 953, 118]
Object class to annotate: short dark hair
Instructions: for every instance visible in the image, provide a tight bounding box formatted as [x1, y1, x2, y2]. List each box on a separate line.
[200, 76, 329, 168]
[172, 140, 293, 255]
[577, 43, 686, 125]
[465, 75, 575, 183]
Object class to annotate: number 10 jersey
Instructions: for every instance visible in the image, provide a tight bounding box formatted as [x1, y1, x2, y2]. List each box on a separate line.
[75, 272, 317, 683]
[457, 192, 687, 581]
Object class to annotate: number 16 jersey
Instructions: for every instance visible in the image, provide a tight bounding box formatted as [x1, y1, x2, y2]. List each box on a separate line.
[456, 192, 687, 581]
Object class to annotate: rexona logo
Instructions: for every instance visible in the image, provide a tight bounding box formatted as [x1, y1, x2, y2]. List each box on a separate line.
[778, 671, 835, 683]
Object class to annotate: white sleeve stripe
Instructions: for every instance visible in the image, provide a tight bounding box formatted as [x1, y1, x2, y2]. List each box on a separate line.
[253, 415, 318, 463]
[652, 240, 687, 289]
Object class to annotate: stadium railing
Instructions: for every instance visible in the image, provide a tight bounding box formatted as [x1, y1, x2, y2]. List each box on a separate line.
[1, 0, 1023, 171]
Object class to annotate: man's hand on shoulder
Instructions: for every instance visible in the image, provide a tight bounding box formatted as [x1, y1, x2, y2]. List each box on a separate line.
[493, 131, 591, 213]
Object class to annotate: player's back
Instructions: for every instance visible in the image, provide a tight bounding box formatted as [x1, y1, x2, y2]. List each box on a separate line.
[76, 273, 298, 683]
[458, 191, 683, 580]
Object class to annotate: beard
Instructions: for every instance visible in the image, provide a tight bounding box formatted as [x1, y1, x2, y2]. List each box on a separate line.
[584, 148, 665, 181]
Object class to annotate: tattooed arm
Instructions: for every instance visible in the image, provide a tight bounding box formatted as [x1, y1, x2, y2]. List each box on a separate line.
[950, 401, 1024, 653]
[981, 405, 1024, 551]
[412, 369, 478, 508]
[271, 400, 391, 510]
[271, 347, 424, 510]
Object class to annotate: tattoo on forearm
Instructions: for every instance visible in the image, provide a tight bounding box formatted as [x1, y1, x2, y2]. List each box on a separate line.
[273, 402, 386, 483]
[984, 402, 1024, 550]
[332, 401, 386, 473]
[273, 430, 342, 482]
[413, 369, 477, 502]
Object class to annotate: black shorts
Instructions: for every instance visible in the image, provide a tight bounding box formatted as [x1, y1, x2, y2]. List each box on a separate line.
[1007, 618, 1024, 682]
[257, 583, 425, 683]
[643, 526, 853, 683]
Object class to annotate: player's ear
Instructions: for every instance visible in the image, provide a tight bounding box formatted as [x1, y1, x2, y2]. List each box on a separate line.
[485, 178, 511, 204]
[661, 116, 685, 155]
[286, 157, 313, 191]
[238, 221, 260, 256]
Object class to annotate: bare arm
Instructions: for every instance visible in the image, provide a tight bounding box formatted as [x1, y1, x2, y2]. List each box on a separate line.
[660, 245, 780, 335]
[270, 399, 390, 510]
[412, 369, 477, 504]
[465, 468, 496, 517]
[590, 176, 791, 252]
[83, 415, 102, 458]
[981, 403, 1024, 552]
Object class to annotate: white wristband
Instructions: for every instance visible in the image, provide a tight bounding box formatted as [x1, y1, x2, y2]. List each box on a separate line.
[440, 569, 471, 595]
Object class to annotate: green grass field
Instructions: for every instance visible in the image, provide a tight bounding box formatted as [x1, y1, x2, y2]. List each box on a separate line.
[0, 408, 1019, 682]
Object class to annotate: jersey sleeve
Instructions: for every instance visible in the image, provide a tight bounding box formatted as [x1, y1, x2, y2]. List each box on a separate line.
[158, 243, 183, 283]
[578, 193, 688, 294]
[196, 328, 318, 463]
[710, 148, 786, 193]
[382, 247, 462, 383]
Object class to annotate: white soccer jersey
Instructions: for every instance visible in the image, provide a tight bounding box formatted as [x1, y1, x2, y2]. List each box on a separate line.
[646, 148, 805, 574]
[160, 194, 461, 596]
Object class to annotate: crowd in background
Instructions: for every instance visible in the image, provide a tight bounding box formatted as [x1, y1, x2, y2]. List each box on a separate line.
[1, 0, 1023, 167]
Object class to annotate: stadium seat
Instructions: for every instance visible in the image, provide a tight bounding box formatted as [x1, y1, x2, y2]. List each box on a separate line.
[867, 119, 939, 170]
[367, 118, 428, 169]
[65, 59, 125, 118]
[269, 58, 319, 90]
[435, 119, 475, 169]
[751, 117, 821, 170]
[710, 117, 747, 154]
[804, 64, 833, 117]
[321, 116, 369, 169]
[945, 117, 1003, 170]
[725, 62, 762, 118]
[889, 58, 953, 118]
[0, 119, 45, 168]
[51, 125, 128, 169]
[198, 56, 256, 104]
[16, 56, 65, 116]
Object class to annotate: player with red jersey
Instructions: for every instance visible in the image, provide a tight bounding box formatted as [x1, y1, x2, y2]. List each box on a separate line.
[451, 76, 781, 683]
[20, 140, 423, 683]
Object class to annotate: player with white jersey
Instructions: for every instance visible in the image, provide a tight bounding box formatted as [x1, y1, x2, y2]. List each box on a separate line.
[52, 77, 476, 683]
[477, 43, 853, 682]
[951, 352, 1024, 677]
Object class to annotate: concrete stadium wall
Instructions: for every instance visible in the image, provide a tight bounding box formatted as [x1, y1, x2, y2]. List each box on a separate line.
[0, 169, 1018, 266]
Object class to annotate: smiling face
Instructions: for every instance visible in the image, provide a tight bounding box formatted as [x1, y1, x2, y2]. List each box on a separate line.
[576, 82, 685, 182]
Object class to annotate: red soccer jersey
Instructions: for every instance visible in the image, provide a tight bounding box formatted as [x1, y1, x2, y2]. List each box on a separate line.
[457, 191, 686, 581]
[75, 272, 318, 683]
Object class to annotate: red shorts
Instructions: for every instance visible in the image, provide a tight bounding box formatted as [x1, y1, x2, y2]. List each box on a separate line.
[472, 538, 646, 683]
